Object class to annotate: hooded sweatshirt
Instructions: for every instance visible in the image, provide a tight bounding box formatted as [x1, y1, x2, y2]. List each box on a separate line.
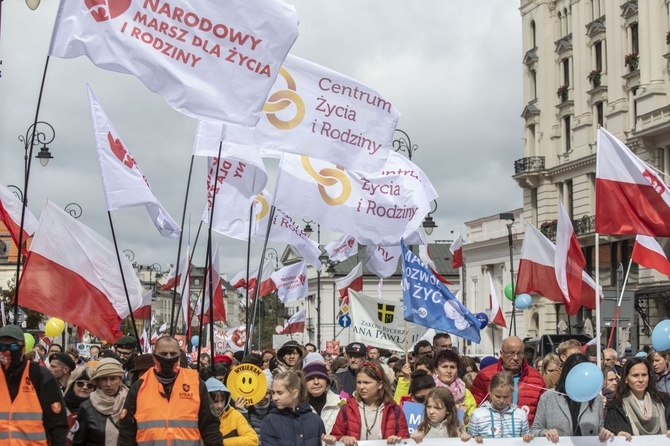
[205, 378, 258, 446]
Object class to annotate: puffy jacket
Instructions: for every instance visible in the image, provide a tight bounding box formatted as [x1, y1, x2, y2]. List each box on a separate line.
[246, 404, 271, 435]
[604, 395, 670, 435]
[260, 401, 325, 446]
[71, 399, 109, 446]
[219, 405, 258, 446]
[470, 358, 545, 426]
[332, 367, 357, 395]
[330, 396, 410, 440]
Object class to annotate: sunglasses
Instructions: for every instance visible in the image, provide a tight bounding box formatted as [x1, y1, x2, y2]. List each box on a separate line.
[0, 343, 22, 352]
[75, 381, 96, 390]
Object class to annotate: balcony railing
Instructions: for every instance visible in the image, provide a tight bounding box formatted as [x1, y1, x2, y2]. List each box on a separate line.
[539, 215, 596, 241]
[514, 156, 545, 175]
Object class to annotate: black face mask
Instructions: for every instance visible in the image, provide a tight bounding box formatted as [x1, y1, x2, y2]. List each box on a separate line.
[153, 354, 180, 378]
[1, 348, 25, 374]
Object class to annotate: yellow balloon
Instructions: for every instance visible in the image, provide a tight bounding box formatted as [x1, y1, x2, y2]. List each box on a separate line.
[45, 318, 65, 337]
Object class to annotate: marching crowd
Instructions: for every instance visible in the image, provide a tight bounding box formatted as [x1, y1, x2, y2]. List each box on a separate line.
[1, 324, 670, 445]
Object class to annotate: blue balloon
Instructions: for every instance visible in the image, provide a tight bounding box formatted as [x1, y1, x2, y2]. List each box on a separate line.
[652, 319, 670, 351]
[515, 293, 532, 310]
[565, 362, 604, 402]
[476, 312, 489, 329]
[190, 335, 200, 346]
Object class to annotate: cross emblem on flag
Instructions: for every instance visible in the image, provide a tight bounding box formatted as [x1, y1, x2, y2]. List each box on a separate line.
[377, 303, 395, 323]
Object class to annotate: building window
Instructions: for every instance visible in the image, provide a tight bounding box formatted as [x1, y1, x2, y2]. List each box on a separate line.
[531, 69, 537, 99]
[564, 116, 571, 152]
[530, 20, 536, 48]
[594, 41, 603, 71]
[563, 58, 570, 86]
[557, 11, 563, 37]
[596, 102, 604, 127]
[531, 188, 538, 225]
[566, 180, 574, 219]
[528, 124, 536, 155]
[564, 8, 570, 35]
[0, 240, 7, 263]
[630, 22, 639, 54]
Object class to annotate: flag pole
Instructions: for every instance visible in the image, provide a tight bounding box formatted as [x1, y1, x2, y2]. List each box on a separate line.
[182, 220, 204, 329]
[196, 247, 210, 371]
[169, 155, 195, 336]
[107, 211, 142, 350]
[13, 56, 51, 325]
[244, 202, 254, 350]
[595, 233, 601, 369]
[607, 259, 632, 349]
[491, 324, 495, 356]
[403, 320, 409, 365]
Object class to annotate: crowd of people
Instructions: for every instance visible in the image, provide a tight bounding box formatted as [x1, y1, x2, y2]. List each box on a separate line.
[1, 324, 670, 445]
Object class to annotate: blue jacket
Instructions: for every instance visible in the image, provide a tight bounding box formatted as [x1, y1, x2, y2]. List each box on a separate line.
[260, 401, 325, 446]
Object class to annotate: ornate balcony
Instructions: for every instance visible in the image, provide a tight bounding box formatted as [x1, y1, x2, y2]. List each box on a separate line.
[514, 156, 545, 175]
[539, 215, 596, 241]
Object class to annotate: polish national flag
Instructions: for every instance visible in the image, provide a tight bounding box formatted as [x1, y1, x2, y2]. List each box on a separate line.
[419, 245, 453, 285]
[555, 202, 587, 314]
[282, 309, 306, 334]
[596, 127, 670, 236]
[199, 244, 227, 325]
[632, 235, 670, 276]
[229, 268, 256, 290]
[0, 183, 39, 255]
[516, 223, 600, 316]
[487, 273, 506, 327]
[160, 260, 182, 292]
[19, 201, 143, 342]
[450, 235, 464, 268]
[250, 261, 276, 298]
[134, 290, 154, 320]
[335, 262, 363, 300]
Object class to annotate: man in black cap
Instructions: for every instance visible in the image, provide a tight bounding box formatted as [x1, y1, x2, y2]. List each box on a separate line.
[332, 342, 367, 395]
[0, 325, 68, 443]
[115, 335, 139, 385]
[48, 351, 76, 393]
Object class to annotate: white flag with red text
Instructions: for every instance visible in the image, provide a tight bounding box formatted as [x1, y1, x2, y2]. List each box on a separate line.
[325, 234, 358, 263]
[50, 0, 299, 126]
[487, 273, 507, 328]
[365, 245, 400, 279]
[0, 184, 39, 255]
[555, 202, 586, 314]
[596, 127, 670, 236]
[19, 201, 143, 342]
[88, 85, 180, 239]
[632, 235, 670, 277]
[271, 260, 308, 303]
[274, 152, 438, 246]
[221, 55, 400, 174]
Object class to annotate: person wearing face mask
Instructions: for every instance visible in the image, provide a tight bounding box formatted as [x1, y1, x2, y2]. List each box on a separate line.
[205, 378, 258, 445]
[71, 358, 127, 445]
[118, 336, 223, 445]
[0, 324, 68, 444]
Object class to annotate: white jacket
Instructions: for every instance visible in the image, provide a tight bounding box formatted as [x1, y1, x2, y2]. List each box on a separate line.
[467, 401, 530, 438]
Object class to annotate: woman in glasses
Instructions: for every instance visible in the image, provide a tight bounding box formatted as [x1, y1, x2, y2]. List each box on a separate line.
[64, 365, 95, 444]
[72, 358, 128, 446]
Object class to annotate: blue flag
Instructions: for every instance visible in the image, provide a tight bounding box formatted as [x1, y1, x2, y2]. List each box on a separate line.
[401, 240, 481, 343]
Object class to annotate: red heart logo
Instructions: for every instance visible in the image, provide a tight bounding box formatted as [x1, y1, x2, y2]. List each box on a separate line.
[107, 132, 135, 169]
[85, 0, 131, 22]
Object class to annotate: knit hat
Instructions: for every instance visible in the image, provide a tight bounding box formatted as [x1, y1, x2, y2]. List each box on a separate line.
[213, 354, 233, 366]
[303, 361, 329, 383]
[49, 352, 76, 372]
[205, 377, 230, 393]
[241, 353, 263, 368]
[115, 335, 137, 349]
[0, 325, 24, 341]
[480, 356, 498, 370]
[302, 352, 326, 368]
[91, 357, 124, 383]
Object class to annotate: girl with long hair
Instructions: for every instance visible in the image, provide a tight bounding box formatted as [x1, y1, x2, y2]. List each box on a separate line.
[412, 387, 470, 443]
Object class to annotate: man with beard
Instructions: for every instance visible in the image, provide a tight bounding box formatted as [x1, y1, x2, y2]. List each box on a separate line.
[118, 336, 223, 445]
[0, 325, 68, 443]
[114, 335, 139, 386]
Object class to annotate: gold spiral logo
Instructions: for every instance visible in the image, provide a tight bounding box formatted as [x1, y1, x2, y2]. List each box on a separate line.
[254, 194, 270, 221]
[300, 156, 351, 206]
[263, 68, 305, 130]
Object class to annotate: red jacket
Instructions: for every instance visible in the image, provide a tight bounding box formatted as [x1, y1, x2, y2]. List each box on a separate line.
[330, 396, 409, 440]
[470, 359, 545, 426]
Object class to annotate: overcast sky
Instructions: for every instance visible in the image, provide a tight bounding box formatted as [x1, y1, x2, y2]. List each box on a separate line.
[0, 1, 523, 278]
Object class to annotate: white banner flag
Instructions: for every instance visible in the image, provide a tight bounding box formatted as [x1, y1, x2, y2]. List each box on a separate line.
[274, 152, 438, 246]
[222, 55, 400, 173]
[325, 234, 358, 263]
[271, 260, 308, 303]
[348, 290, 424, 352]
[88, 85, 180, 239]
[365, 245, 401, 279]
[50, 0, 299, 126]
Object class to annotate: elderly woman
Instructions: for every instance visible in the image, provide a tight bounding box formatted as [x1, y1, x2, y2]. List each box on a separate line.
[605, 357, 670, 440]
[303, 355, 341, 434]
[274, 340, 304, 374]
[64, 366, 95, 444]
[72, 357, 128, 446]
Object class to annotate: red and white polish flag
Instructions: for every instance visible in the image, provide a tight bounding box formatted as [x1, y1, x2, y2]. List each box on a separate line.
[229, 267, 257, 290]
[249, 261, 276, 299]
[282, 309, 305, 334]
[516, 223, 600, 316]
[134, 290, 154, 320]
[199, 244, 227, 325]
[19, 201, 143, 342]
[487, 272, 507, 327]
[325, 234, 358, 263]
[450, 235, 464, 269]
[632, 235, 670, 277]
[554, 202, 586, 312]
[161, 253, 188, 291]
[334, 262, 363, 300]
[0, 183, 39, 255]
[419, 245, 453, 285]
[271, 260, 308, 304]
[596, 127, 670, 236]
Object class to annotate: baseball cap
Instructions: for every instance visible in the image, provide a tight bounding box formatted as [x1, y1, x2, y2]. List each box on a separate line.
[115, 336, 137, 349]
[49, 352, 76, 371]
[0, 325, 25, 341]
[345, 342, 367, 356]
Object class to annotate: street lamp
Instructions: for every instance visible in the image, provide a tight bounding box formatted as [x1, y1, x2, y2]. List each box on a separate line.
[64, 203, 83, 219]
[25, 0, 41, 10]
[499, 212, 517, 336]
[123, 250, 135, 262]
[393, 129, 418, 161]
[422, 200, 438, 235]
[150, 263, 162, 292]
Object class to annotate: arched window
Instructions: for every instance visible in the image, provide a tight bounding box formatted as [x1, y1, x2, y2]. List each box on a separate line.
[530, 20, 536, 48]
[557, 11, 563, 37]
